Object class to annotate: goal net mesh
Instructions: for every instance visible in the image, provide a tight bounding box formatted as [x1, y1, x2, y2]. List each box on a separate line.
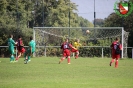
[33, 27, 128, 58]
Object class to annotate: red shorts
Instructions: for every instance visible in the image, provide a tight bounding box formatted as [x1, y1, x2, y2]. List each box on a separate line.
[71, 48, 78, 53]
[112, 52, 120, 59]
[63, 49, 71, 57]
[18, 48, 25, 53]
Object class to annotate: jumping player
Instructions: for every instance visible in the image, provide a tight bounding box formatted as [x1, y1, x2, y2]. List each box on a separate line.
[24, 36, 36, 64]
[110, 37, 122, 68]
[8, 34, 17, 63]
[59, 38, 77, 64]
[71, 39, 82, 59]
[16, 35, 25, 62]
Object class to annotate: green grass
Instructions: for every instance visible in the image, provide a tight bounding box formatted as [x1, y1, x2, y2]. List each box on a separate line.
[0, 57, 133, 88]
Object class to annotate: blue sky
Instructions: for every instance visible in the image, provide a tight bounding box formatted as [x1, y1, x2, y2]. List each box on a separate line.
[71, 0, 117, 22]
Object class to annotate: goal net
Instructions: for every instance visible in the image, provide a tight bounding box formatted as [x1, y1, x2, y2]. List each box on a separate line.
[33, 27, 128, 58]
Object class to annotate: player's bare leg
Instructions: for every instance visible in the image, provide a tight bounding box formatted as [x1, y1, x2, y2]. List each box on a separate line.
[67, 56, 71, 64]
[110, 58, 115, 66]
[16, 52, 22, 62]
[24, 53, 30, 64]
[115, 58, 119, 68]
[75, 51, 79, 59]
[24, 55, 28, 64]
[59, 57, 65, 64]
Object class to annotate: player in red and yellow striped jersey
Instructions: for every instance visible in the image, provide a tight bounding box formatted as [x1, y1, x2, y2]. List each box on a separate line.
[71, 39, 82, 59]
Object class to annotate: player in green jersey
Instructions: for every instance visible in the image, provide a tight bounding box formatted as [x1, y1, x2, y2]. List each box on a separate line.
[8, 34, 17, 63]
[24, 36, 36, 64]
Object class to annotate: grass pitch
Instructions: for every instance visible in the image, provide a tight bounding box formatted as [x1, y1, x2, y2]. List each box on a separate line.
[0, 57, 133, 88]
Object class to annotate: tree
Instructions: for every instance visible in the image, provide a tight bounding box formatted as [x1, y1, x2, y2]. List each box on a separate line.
[0, 0, 34, 56]
[93, 18, 104, 27]
[0, 0, 94, 57]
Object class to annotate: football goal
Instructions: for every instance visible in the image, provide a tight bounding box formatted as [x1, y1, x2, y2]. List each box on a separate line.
[33, 27, 129, 58]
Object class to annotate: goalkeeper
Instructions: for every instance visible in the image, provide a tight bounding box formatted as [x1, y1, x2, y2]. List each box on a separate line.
[71, 39, 82, 59]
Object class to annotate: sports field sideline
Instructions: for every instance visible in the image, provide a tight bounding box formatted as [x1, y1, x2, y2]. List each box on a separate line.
[0, 57, 133, 88]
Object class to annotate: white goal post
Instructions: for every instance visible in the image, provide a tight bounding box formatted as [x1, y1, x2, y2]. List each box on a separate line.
[33, 27, 129, 58]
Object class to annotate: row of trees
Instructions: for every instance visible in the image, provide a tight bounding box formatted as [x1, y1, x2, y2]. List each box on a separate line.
[0, 0, 93, 57]
[0, 0, 133, 58]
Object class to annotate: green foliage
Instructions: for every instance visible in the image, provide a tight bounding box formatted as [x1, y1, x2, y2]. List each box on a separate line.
[104, 6, 133, 58]
[0, 0, 93, 57]
[104, 0, 133, 58]
[93, 18, 104, 27]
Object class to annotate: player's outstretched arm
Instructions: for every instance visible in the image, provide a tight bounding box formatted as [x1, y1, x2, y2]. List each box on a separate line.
[71, 46, 77, 50]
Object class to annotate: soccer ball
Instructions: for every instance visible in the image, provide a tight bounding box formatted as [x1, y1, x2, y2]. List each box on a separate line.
[86, 30, 90, 34]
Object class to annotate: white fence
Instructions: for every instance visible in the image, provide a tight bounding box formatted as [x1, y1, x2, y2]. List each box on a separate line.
[0, 46, 133, 58]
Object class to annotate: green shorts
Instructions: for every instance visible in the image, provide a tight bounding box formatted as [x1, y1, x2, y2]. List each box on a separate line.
[25, 49, 35, 56]
[9, 49, 15, 55]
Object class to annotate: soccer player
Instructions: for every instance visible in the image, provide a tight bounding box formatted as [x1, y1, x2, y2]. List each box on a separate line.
[24, 36, 36, 64]
[59, 38, 76, 64]
[71, 39, 82, 59]
[8, 34, 17, 63]
[110, 37, 122, 68]
[16, 35, 25, 62]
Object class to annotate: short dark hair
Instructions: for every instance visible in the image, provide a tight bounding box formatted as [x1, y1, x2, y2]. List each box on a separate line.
[18, 35, 21, 38]
[30, 36, 33, 40]
[9, 34, 13, 38]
